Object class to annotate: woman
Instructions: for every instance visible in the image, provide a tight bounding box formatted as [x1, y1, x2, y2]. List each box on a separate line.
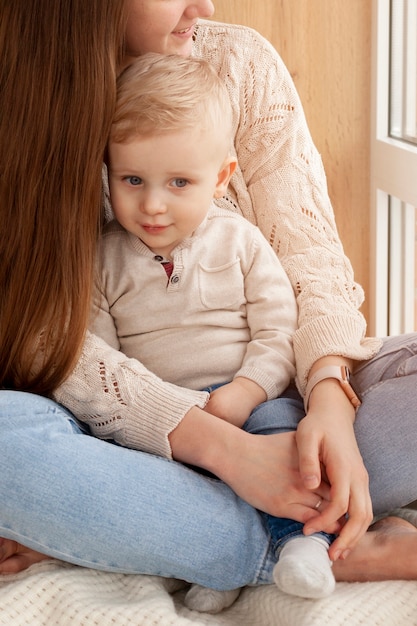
[1, 0, 417, 587]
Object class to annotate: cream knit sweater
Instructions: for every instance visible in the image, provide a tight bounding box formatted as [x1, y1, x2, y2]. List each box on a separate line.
[53, 20, 381, 458]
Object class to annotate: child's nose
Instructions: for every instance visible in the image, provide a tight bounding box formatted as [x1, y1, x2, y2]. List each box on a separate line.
[140, 189, 167, 215]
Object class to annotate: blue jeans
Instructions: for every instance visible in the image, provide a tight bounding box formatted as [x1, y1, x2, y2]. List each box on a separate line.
[0, 391, 276, 589]
[351, 332, 417, 514]
[0, 387, 310, 588]
[1, 333, 417, 588]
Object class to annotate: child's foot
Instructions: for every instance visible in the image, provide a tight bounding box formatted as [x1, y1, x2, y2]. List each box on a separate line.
[184, 584, 241, 613]
[273, 535, 335, 599]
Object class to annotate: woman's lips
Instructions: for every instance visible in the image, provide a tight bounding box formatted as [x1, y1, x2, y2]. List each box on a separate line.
[173, 23, 195, 37]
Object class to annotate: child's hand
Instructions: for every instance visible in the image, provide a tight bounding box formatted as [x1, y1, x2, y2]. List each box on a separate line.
[204, 378, 266, 427]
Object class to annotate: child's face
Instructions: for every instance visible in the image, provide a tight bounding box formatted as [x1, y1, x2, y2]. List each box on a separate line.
[108, 128, 235, 259]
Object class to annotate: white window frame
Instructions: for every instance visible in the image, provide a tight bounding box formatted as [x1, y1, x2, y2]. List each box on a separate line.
[370, 0, 417, 336]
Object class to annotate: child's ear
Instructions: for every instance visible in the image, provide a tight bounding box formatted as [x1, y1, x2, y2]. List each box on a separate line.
[214, 156, 237, 198]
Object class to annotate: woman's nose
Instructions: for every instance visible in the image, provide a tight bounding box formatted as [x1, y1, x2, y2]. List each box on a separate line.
[184, 0, 214, 20]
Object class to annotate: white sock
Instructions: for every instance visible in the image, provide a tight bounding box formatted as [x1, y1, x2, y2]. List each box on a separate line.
[184, 584, 241, 614]
[273, 535, 335, 599]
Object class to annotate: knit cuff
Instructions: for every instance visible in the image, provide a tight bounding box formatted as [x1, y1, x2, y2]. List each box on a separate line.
[293, 315, 382, 395]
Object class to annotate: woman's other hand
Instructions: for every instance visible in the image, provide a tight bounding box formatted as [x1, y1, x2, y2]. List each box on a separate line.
[296, 374, 373, 562]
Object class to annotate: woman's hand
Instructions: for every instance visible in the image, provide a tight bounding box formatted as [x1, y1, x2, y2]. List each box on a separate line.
[296, 375, 373, 561]
[170, 406, 332, 522]
[219, 428, 334, 521]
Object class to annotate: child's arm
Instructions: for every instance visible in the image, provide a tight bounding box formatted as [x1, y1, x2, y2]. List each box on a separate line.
[204, 378, 266, 427]
[234, 227, 298, 399]
[203, 225, 298, 426]
[89, 282, 121, 351]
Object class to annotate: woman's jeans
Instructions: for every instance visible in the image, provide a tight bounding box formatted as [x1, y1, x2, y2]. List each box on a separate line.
[0, 391, 283, 589]
[0, 333, 417, 589]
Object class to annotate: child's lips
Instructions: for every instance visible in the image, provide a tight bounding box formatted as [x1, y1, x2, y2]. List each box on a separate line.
[142, 224, 169, 234]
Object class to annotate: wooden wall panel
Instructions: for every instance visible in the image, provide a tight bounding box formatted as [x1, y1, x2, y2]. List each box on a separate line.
[211, 1, 372, 321]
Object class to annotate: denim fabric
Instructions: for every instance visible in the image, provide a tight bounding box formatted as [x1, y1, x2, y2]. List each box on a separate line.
[263, 516, 333, 556]
[351, 332, 417, 514]
[2, 332, 417, 587]
[0, 391, 275, 589]
[242, 384, 303, 436]
[246, 334, 417, 517]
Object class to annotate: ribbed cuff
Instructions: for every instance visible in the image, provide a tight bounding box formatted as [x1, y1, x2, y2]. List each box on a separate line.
[293, 315, 382, 394]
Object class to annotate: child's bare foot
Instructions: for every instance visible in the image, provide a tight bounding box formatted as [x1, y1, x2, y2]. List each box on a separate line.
[333, 516, 417, 582]
[0, 538, 50, 574]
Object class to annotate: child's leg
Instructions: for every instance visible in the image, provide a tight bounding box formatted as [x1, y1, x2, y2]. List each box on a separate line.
[273, 532, 335, 599]
[246, 395, 335, 598]
[265, 515, 335, 598]
[185, 518, 335, 609]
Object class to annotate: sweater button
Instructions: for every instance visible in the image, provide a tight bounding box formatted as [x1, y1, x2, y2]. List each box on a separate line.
[154, 255, 164, 262]
[170, 274, 180, 284]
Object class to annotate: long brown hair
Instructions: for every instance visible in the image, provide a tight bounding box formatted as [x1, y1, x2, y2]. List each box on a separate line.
[0, 0, 127, 394]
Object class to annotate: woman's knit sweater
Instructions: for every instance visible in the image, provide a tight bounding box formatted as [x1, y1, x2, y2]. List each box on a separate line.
[53, 20, 381, 458]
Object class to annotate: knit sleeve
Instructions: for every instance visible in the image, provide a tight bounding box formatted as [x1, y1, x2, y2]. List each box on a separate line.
[52, 331, 209, 459]
[234, 226, 297, 400]
[194, 22, 382, 393]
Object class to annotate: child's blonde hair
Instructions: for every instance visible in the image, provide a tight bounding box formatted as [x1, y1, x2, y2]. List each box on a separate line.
[111, 53, 234, 147]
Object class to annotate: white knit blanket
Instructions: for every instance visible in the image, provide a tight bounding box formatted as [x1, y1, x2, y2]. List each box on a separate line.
[1, 509, 416, 626]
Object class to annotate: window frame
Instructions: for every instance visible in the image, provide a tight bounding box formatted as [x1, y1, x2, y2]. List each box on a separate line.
[370, 0, 417, 336]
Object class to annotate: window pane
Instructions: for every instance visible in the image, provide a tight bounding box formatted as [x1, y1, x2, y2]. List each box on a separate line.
[389, 0, 417, 144]
[386, 195, 417, 334]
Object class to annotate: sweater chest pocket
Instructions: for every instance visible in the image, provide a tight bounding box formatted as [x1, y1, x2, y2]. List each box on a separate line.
[198, 258, 245, 310]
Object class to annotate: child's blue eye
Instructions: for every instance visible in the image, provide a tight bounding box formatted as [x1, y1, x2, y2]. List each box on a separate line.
[172, 178, 188, 188]
[126, 176, 142, 186]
